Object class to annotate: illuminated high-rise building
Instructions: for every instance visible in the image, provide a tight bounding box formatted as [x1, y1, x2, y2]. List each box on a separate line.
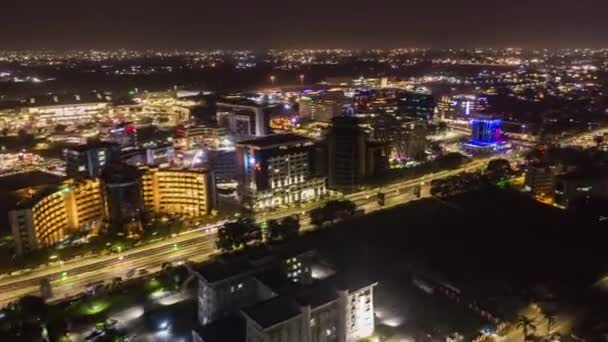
[175, 124, 229, 149]
[141, 167, 216, 217]
[469, 117, 503, 146]
[437, 94, 488, 119]
[236, 134, 327, 210]
[8, 179, 104, 255]
[298, 95, 346, 122]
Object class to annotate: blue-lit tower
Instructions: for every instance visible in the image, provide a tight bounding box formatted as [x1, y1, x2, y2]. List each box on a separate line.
[469, 118, 503, 146]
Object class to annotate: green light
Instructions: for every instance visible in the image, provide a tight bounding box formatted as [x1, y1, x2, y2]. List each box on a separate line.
[173, 243, 179, 251]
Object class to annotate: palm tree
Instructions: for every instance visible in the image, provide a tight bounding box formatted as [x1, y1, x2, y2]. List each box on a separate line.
[544, 312, 557, 335]
[515, 315, 536, 341]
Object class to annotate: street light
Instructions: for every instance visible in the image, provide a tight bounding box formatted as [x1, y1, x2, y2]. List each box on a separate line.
[299, 74, 304, 85]
[270, 75, 276, 86]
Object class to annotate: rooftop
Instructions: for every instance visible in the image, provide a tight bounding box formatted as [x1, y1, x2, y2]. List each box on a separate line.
[193, 315, 246, 342]
[237, 134, 312, 150]
[23, 93, 110, 107]
[241, 296, 302, 330]
[0, 171, 63, 194]
[194, 259, 258, 284]
[10, 183, 67, 209]
[66, 141, 120, 152]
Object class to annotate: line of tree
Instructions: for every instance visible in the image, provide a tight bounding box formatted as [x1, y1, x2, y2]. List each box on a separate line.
[215, 218, 262, 252]
[215, 199, 357, 252]
[309, 199, 357, 227]
[266, 216, 300, 243]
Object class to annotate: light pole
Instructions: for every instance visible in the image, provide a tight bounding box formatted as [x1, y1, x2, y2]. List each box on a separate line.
[299, 74, 304, 85]
[270, 75, 276, 86]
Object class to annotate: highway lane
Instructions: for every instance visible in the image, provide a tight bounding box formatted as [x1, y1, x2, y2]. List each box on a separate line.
[0, 231, 219, 293]
[0, 235, 219, 304]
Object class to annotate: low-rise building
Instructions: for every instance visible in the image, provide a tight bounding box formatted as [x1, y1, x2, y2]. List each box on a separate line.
[190, 248, 377, 342]
[21, 93, 110, 127]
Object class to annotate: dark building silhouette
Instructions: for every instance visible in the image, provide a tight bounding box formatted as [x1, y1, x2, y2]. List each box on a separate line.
[397, 92, 436, 121]
[327, 116, 387, 189]
[100, 163, 143, 235]
[191, 94, 218, 123]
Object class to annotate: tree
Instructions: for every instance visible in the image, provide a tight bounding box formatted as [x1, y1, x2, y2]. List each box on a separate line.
[267, 216, 300, 243]
[485, 159, 512, 179]
[53, 124, 67, 133]
[309, 200, 357, 228]
[267, 219, 282, 242]
[515, 315, 536, 341]
[544, 312, 557, 335]
[324, 199, 356, 221]
[281, 216, 300, 241]
[216, 219, 261, 252]
[47, 317, 70, 342]
[5, 295, 50, 341]
[17, 129, 34, 145]
[309, 207, 326, 227]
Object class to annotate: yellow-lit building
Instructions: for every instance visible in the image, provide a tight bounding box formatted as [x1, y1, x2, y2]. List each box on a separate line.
[141, 167, 216, 218]
[8, 179, 104, 255]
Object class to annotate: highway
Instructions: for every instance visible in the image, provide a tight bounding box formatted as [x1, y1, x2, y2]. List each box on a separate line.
[0, 154, 509, 306]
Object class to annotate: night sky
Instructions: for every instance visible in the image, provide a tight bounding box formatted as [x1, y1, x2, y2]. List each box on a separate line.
[3, 0, 608, 49]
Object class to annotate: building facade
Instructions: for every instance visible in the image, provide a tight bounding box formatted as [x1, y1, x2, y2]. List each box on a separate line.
[299, 95, 346, 122]
[236, 134, 327, 211]
[9, 179, 104, 255]
[191, 249, 377, 342]
[437, 94, 488, 119]
[327, 116, 387, 189]
[217, 102, 270, 137]
[21, 93, 110, 127]
[141, 167, 216, 217]
[176, 124, 229, 149]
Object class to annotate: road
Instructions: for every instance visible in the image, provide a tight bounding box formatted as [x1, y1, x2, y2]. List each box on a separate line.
[559, 127, 608, 148]
[0, 154, 512, 306]
[492, 304, 575, 342]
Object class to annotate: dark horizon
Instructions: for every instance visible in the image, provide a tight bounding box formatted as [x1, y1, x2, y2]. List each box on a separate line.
[3, 0, 608, 50]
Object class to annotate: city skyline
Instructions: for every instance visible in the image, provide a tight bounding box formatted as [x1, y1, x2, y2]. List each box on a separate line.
[3, 0, 608, 49]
